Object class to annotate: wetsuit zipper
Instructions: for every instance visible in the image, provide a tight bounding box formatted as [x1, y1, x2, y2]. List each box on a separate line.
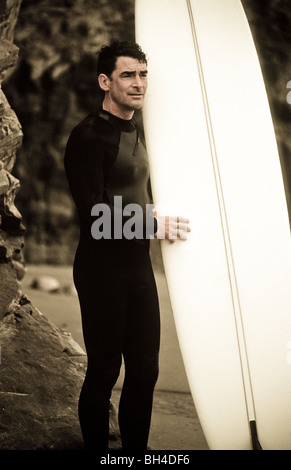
[133, 128, 140, 157]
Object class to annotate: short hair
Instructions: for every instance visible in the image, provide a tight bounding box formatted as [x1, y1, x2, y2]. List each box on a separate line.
[97, 40, 148, 78]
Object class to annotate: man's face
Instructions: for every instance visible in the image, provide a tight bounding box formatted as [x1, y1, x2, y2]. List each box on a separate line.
[107, 56, 148, 113]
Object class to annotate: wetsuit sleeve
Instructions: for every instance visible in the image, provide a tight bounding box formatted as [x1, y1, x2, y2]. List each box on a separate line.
[64, 128, 108, 229]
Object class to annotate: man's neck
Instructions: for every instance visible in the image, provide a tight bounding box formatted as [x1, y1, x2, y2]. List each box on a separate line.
[102, 96, 134, 120]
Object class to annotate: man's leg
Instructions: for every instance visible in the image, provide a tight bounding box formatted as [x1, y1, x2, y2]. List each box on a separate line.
[78, 353, 122, 451]
[75, 274, 128, 451]
[119, 265, 160, 450]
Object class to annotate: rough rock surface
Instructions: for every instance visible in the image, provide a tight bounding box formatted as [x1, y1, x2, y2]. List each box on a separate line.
[0, 0, 25, 323]
[0, 299, 86, 450]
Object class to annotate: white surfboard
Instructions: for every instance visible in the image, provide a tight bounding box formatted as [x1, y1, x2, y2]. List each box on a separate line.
[136, 0, 291, 450]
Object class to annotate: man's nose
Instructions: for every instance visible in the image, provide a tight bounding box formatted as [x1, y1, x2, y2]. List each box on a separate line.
[133, 74, 143, 87]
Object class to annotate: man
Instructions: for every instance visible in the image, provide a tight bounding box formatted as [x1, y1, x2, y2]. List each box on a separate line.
[64, 40, 190, 451]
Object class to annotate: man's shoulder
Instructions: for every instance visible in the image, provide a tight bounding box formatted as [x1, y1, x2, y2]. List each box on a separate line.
[70, 111, 112, 142]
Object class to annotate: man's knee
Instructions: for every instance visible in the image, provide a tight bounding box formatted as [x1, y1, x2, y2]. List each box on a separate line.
[87, 353, 122, 390]
[125, 351, 159, 389]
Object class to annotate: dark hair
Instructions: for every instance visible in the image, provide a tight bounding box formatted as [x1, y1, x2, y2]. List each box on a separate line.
[97, 40, 148, 78]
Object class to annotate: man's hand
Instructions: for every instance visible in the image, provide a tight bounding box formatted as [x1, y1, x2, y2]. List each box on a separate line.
[153, 210, 191, 244]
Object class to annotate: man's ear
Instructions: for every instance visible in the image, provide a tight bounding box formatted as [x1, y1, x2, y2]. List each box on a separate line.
[98, 74, 110, 92]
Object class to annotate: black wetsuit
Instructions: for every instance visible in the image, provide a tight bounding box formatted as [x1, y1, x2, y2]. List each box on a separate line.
[64, 108, 160, 451]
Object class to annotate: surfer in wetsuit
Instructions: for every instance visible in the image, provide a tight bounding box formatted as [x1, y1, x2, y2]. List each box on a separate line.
[64, 40, 190, 451]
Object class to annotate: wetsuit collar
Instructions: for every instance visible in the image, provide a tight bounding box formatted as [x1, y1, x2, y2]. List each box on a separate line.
[97, 107, 135, 132]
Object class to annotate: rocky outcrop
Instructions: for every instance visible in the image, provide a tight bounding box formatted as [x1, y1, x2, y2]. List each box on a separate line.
[0, 0, 24, 313]
[0, 0, 120, 450]
[0, 300, 86, 450]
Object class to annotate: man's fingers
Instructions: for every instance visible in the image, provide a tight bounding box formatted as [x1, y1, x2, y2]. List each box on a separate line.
[154, 212, 191, 243]
[177, 216, 190, 224]
[169, 220, 191, 235]
[177, 222, 191, 233]
[177, 230, 188, 240]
